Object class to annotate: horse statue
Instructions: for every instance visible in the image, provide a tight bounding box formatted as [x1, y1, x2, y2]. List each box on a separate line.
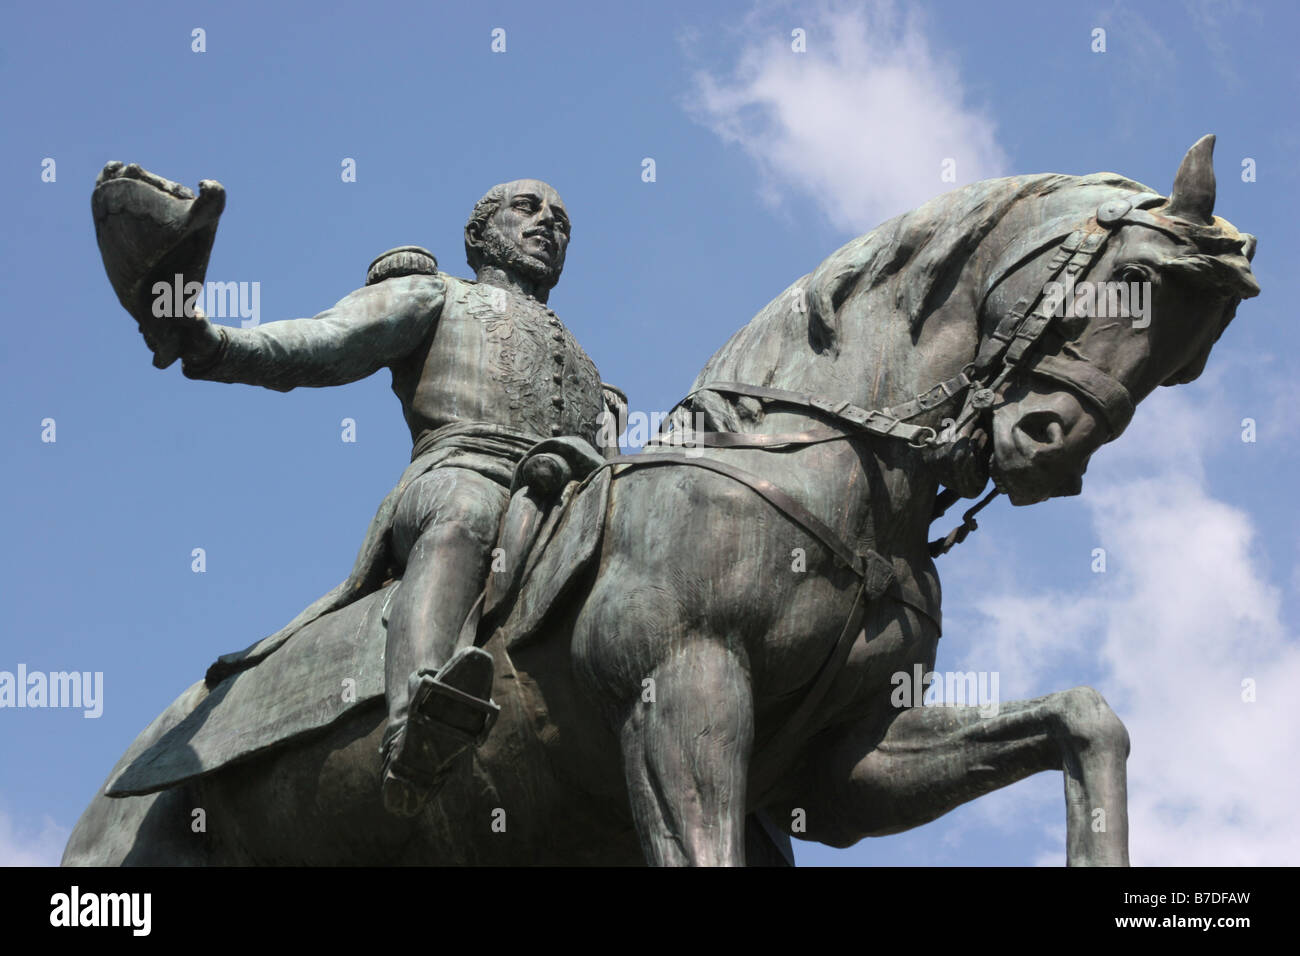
[64, 135, 1258, 866]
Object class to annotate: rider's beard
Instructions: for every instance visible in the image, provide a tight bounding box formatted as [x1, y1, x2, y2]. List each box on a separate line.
[479, 224, 563, 292]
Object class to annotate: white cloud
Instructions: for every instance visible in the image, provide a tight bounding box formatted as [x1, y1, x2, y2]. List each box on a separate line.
[958, 384, 1300, 864]
[964, 592, 1101, 700]
[684, 1, 1009, 234]
[0, 807, 69, 867]
[1182, 0, 1257, 90]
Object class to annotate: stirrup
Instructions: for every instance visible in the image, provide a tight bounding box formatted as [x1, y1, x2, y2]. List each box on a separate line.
[379, 647, 499, 816]
[410, 646, 501, 744]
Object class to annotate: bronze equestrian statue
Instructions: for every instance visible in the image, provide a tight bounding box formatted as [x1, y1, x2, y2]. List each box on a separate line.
[64, 136, 1258, 866]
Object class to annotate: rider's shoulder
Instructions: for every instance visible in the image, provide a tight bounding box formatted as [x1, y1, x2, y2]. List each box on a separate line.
[366, 245, 439, 287]
[362, 246, 453, 311]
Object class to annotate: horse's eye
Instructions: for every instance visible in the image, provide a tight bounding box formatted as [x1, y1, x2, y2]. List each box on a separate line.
[1118, 265, 1152, 285]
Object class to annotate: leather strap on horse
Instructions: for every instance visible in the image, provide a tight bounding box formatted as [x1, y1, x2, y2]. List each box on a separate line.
[928, 487, 999, 557]
[646, 371, 991, 555]
[665, 372, 975, 450]
[648, 420, 853, 451]
[1026, 348, 1134, 439]
[974, 229, 1106, 373]
[604, 451, 882, 579]
[600, 450, 934, 619]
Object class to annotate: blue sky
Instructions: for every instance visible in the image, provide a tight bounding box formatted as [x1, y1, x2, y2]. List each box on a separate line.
[2, 0, 1297, 866]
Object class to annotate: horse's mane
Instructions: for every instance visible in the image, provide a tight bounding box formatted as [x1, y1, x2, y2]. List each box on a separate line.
[804, 172, 1153, 354]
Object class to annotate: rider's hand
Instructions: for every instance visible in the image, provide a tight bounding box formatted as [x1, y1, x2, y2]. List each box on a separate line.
[177, 307, 224, 368]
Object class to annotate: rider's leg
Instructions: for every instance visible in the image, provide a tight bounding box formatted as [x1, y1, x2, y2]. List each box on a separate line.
[381, 467, 508, 815]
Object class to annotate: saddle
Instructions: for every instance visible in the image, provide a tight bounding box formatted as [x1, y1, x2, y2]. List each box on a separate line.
[475, 437, 613, 649]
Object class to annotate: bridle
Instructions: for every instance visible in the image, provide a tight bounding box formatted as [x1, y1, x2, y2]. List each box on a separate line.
[644, 191, 1180, 555]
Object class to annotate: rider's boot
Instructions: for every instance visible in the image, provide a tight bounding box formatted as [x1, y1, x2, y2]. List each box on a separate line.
[380, 646, 500, 818]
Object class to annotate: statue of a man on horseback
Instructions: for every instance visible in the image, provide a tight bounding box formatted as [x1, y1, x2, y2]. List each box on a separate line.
[69, 137, 1260, 867]
[90, 167, 625, 817]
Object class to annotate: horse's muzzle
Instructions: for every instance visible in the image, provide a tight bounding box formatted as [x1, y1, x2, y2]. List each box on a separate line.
[990, 385, 1100, 504]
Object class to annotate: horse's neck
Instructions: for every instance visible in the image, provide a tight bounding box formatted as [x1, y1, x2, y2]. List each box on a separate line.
[696, 283, 981, 564]
[700, 278, 976, 415]
[837, 288, 981, 558]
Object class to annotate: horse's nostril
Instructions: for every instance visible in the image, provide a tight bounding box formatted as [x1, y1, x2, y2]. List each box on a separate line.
[1016, 411, 1066, 448]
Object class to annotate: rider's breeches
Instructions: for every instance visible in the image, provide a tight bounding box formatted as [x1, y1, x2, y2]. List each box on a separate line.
[383, 466, 509, 725]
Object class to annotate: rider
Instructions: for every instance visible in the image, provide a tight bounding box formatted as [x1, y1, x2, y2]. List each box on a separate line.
[173, 180, 624, 816]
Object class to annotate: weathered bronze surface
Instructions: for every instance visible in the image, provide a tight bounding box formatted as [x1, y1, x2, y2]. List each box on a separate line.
[65, 137, 1258, 866]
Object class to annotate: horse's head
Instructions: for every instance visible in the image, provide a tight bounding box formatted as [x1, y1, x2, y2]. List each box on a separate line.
[977, 135, 1259, 505]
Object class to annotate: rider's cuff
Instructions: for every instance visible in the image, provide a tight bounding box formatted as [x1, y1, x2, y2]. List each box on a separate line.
[181, 327, 229, 379]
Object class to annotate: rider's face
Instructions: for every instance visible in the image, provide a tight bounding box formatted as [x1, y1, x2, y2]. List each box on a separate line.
[489, 180, 570, 274]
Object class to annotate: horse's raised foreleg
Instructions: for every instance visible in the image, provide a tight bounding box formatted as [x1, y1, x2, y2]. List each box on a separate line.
[786, 686, 1130, 865]
[619, 639, 753, 866]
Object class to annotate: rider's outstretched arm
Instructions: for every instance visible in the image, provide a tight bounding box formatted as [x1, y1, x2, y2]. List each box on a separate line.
[180, 274, 444, 392]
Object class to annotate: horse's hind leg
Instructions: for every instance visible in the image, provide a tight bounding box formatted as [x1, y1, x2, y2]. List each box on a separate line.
[785, 686, 1130, 865]
[619, 639, 753, 866]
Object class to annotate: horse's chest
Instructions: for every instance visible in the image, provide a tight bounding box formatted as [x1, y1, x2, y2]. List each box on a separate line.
[829, 596, 942, 726]
[757, 568, 941, 727]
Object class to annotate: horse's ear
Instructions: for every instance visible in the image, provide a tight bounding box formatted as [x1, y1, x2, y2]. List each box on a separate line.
[1164, 134, 1217, 225]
